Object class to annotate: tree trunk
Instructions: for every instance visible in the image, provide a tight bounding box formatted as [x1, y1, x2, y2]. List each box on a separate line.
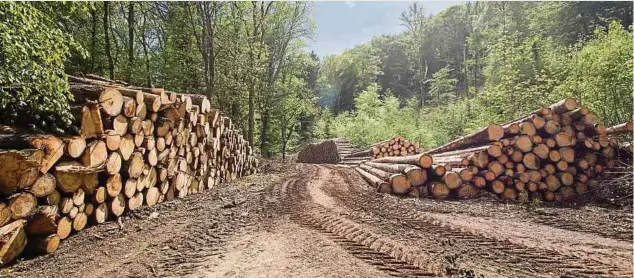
[127, 2, 134, 83]
[104, 2, 114, 80]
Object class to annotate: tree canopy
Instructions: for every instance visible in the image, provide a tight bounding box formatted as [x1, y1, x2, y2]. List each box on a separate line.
[315, 1, 633, 148]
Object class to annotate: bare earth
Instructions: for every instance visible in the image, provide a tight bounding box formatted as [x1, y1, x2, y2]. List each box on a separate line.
[2, 160, 632, 278]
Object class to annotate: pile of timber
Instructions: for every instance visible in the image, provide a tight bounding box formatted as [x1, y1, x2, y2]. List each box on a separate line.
[340, 136, 422, 166]
[297, 140, 341, 164]
[332, 138, 356, 159]
[0, 74, 258, 266]
[356, 98, 632, 202]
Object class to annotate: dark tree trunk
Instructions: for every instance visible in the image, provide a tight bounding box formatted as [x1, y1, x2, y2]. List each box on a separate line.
[127, 2, 134, 82]
[260, 111, 269, 157]
[103, 2, 114, 80]
[90, 7, 97, 72]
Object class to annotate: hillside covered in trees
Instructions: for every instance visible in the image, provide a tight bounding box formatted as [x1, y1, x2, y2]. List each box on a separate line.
[315, 2, 633, 148]
[0, 2, 632, 157]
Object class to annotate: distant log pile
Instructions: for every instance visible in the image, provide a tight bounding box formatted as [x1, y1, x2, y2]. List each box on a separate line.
[0, 74, 258, 266]
[356, 98, 632, 202]
[340, 136, 422, 165]
[297, 140, 341, 164]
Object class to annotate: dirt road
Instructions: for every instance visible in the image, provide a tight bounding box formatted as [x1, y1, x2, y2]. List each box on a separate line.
[2, 161, 632, 277]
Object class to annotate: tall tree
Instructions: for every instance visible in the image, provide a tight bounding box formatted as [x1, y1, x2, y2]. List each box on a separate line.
[127, 2, 134, 82]
[103, 2, 114, 79]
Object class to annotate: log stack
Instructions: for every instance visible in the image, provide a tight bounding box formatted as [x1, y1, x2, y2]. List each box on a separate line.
[0, 75, 258, 265]
[339, 136, 422, 165]
[356, 99, 632, 202]
[297, 140, 341, 164]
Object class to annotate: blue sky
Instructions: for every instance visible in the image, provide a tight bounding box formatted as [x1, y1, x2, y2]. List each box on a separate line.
[307, 1, 461, 58]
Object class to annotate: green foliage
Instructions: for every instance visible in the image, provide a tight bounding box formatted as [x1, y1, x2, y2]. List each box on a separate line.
[316, 2, 632, 150]
[0, 2, 82, 132]
[428, 67, 457, 105]
[554, 21, 633, 126]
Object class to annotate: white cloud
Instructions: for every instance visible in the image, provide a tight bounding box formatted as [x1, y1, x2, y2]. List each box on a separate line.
[345, 1, 356, 8]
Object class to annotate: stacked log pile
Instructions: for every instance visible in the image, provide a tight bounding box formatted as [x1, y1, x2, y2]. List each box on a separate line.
[356, 98, 632, 202]
[340, 136, 422, 165]
[297, 140, 341, 164]
[0, 75, 258, 265]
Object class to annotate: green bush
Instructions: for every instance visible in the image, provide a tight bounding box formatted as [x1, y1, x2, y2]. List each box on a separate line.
[0, 2, 81, 132]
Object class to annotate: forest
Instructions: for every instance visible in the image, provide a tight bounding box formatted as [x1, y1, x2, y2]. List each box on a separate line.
[0, 1, 632, 156]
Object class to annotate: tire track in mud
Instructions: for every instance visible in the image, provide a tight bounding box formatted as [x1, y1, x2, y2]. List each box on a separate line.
[328, 165, 632, 278]
[278, 165, 442, 277]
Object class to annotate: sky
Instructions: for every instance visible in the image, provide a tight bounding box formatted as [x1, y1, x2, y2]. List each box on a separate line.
[307, 1, 461, 58]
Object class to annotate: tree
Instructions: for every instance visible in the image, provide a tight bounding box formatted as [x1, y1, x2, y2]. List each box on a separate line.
[0, 2, 82, 132]
[103, 2, 114, 79]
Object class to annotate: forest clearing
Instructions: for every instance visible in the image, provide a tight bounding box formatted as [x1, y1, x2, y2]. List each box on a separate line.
[0, 1, 632, 277]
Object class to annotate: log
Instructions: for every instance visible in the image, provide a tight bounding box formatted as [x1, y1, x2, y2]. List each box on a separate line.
[26, 234, 60, 255]
[429, 181, 449, 199]
[70, 84, 123, 117]
[25, 206, 58, 237]
[0, 132, 64, 174]
[372, 154, 433, 168]
[106, 174, 122, 198]
[108, 194, 126, 217]
[8, 192, 37, 219]
[106, 152, 122, 175]
[457, 183, 478, 199]
[122, 96, 136, 118]
[93, 203, 108, 224]
[56, 216, 72, 239]
[76, 104, 105, 138]
[354, 167, 390, 193]
[63, 136, 87, 158]
[426, 124, 504, 154]
[72, 212, 87, 231]
[605, 121, 633, 135]
[81, 140, 108, 167]
[119, 134, 135, 161]
[0, 149, 42, 196]
[0, 220, 27, 267]
[128, 192, 144, 210]
[443, 171, 462, 190]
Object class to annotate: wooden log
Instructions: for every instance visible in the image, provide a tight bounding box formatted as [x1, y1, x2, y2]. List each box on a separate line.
[8, 192, 37, 219]
[0, 220, 27, 267]
[122, 96, 136, 118]
[127, 191, 144, 211]
[106, 174, 122, 197]
[63, 136, 87, 158]
[354, 167, 390, 193]
[70, 84, 123, 117]
[81, 140, 107, 167]
[54, 161, 103, 193]
[426, 124, 504, 155]
[429, 181, 449, 199]
[93, 203, 108, 224]
[26, 234, 60, 255]
[25, 206, 58, 236]
[104, 130, 121, 152]
[108, 194, 126, 217]
[443, 171, 462, 190]
[119, 134, 135, 161]
[124, 152, 145, 179]
[56, 216, 72, 239]
[72, 212, 87, 231]
[106, 152, 122, 175]
[605, 121, 633, 135]
[457, 183, 478, 199]
[372, 153, 433, 168]
[0, 149, 42, 196]
[0, 132, 64, 174]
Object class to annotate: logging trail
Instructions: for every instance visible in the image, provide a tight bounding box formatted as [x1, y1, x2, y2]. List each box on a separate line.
[2, 159, 632, 278]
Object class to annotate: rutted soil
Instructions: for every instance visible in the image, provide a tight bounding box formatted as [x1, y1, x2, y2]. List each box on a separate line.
[2, 160, 631, 278]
